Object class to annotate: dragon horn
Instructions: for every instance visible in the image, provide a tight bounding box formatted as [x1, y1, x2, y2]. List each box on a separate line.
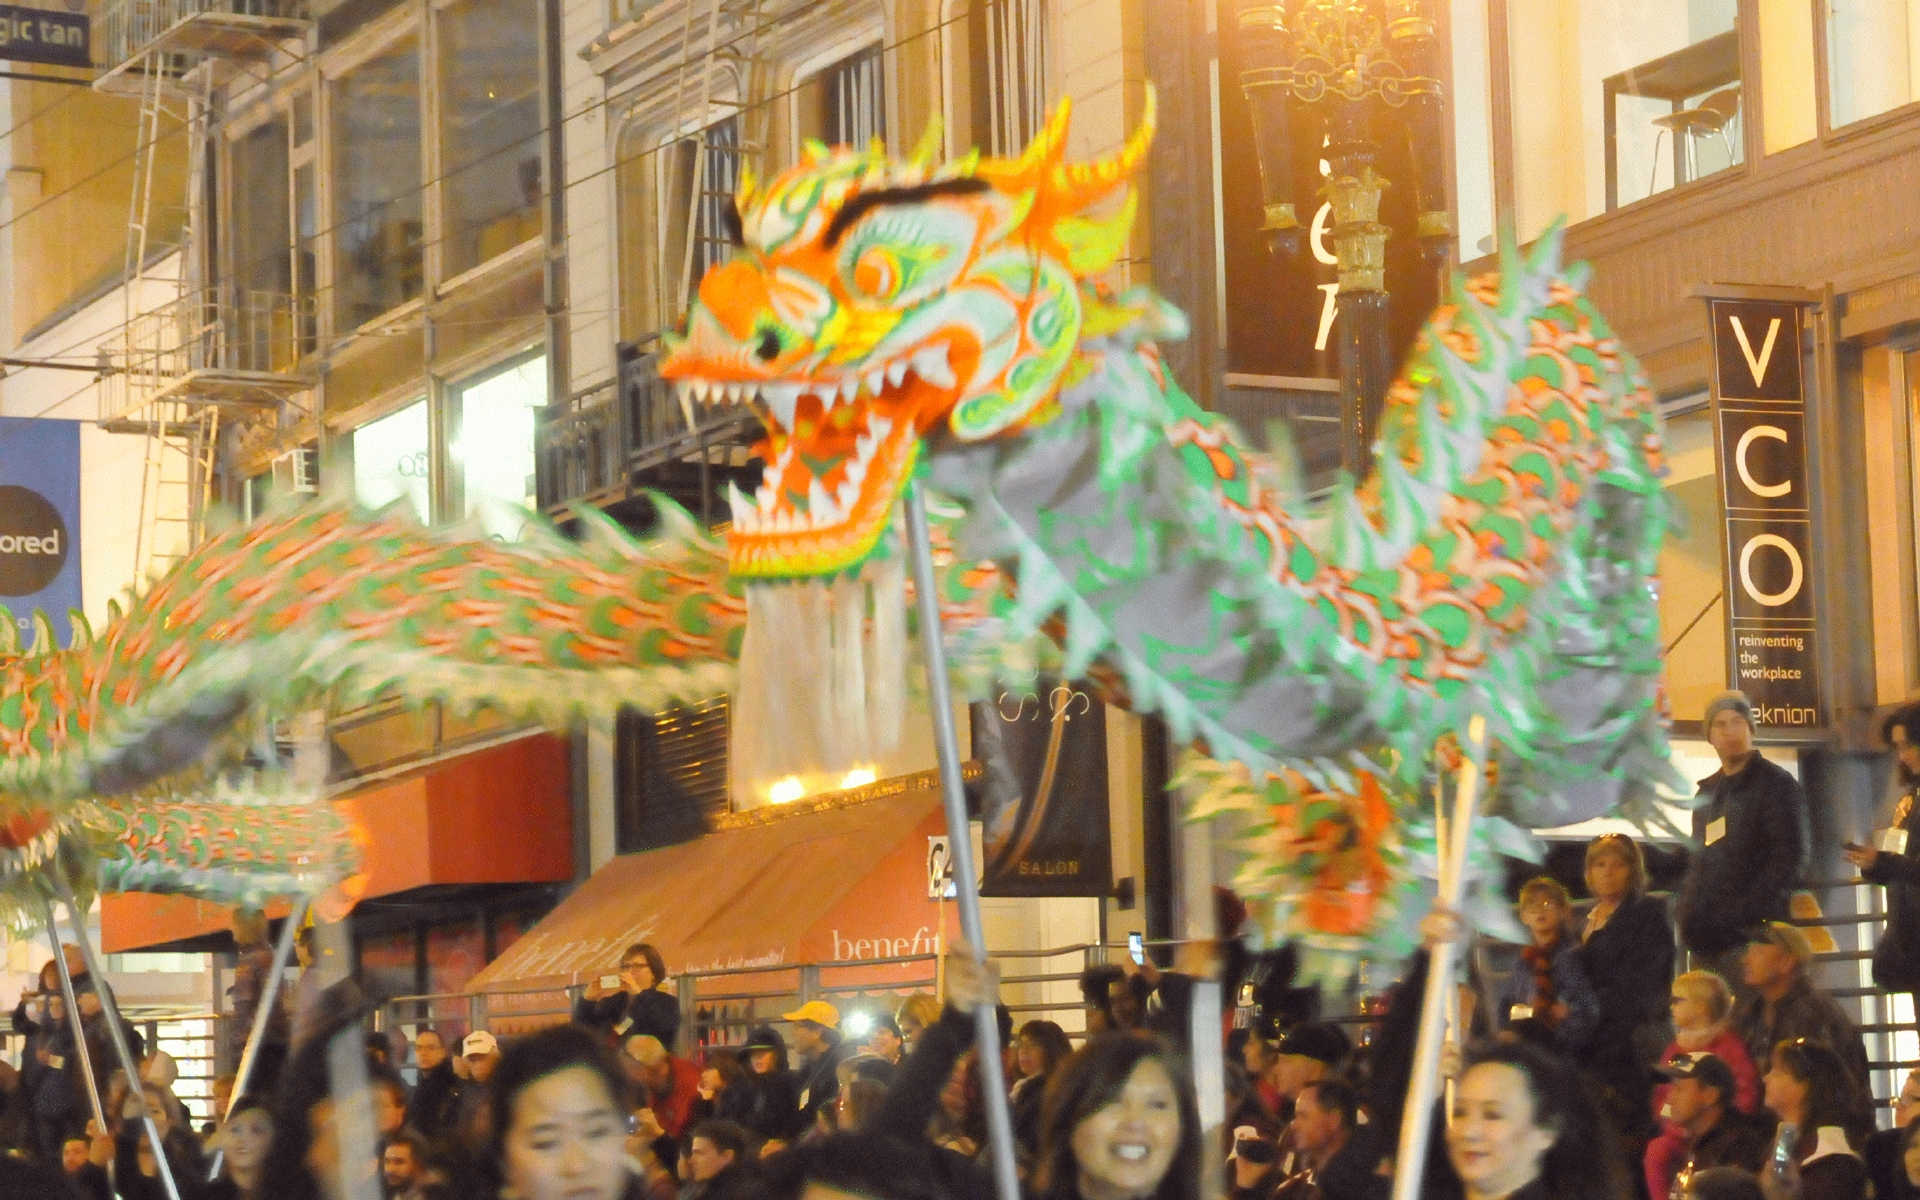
[1054, 83, 1159, 213]
[736, 162, 758, 211]
[0, 608, 16, 656]
[66, 609, 92, 650]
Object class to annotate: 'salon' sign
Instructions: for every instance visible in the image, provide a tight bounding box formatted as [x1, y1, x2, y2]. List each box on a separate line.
[1705, 295, 1823, 738]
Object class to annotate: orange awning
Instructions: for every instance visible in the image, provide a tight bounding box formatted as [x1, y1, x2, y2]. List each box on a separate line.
[466, 784, 950, 1000]
[103, 733, 574, 953]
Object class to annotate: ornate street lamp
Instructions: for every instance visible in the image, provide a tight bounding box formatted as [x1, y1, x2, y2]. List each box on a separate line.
[1230, 0, 1454, 477]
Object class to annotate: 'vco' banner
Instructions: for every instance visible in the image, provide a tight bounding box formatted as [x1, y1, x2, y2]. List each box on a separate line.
[0, 417, 83, 648]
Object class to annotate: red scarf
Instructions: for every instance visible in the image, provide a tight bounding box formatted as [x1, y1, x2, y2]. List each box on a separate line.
[1520, 937, 1562, 1027]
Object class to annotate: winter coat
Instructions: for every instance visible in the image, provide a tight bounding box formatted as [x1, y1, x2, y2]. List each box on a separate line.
[1643, 1107, 1770, 1200]
[1496, 934, 1600, 1052]
[1576, 892, 1675, 1128]
[793, 1036, 856, 1133]
[1862, 786, 1920, 992]
[574, 986, 681, 1049]
[407, 1058, 464, 1141]
[1679, 754, 1809, 959]
[1800, 1126, 1870, 1200]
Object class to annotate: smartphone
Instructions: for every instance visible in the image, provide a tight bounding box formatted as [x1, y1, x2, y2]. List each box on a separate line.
[1128, 932, 1145, 965]
[599, 974, 623, 990]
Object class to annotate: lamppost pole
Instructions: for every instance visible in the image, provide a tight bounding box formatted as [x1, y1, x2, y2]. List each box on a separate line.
[1230, 0, 1452, 479]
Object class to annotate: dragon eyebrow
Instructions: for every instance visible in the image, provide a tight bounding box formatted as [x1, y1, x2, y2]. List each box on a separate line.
[721, 197, 745, 248]
[822, 177, 992, 248]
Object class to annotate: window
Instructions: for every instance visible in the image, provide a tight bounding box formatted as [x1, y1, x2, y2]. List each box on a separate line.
[229, 117, 292, 368]
[821, 44, 886, 148]
[351, 398, 431, 518]
[332, 38, 425, 329]
[615, 700, 731, 853]
[452, 354, 548, 540]
[661, 117, 745, 314]
[1450, 0, 1496, 260]
[1507, 1, 1742, 240]
[437, 0, 543, 277]
[1827, 0, 1920, 128]
[970, 0, 1048, 154]
[1657, 403, 1727, 726]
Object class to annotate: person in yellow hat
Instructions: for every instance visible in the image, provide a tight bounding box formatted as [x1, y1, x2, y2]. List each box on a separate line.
[782, 999, 852, 1132]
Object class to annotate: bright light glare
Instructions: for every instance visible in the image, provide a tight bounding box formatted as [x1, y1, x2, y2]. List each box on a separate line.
[838, 767, 878, 790]
[844, 1011, 874, 1037]
[769, 776, 806, 804]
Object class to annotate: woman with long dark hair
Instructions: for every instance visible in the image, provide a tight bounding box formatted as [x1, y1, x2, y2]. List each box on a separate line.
[1447, 1040, 1624, 1200]
[1033, 1034, 1200, 1200]
[1762, 1039, 1868, 1200]
[1012, 1020, 1076, 1168]
[205, 1093, 272, 1200]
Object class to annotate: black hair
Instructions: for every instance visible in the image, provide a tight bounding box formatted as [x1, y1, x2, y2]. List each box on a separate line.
[1301, 1076, 1360, 1133]
[708, 1130, 962, 1200]
[1036, 1034, 1201, 1200]
[368, 1063, 409, 1106]
[689, 1118, 753, 1159]
[1079, 964, 1125, 1012]
[485, 1024, 633, 1175]
[226, 1092, 272, 1122]
[383, 1128, 429, 1160]
[1457, 1040, 1624, 1200]
[1887, 704, 1920, 783]
[1016, 1020, 1075, 1076]
[996, 1003, 1015, 1050]
[1686, 1167, 1766, 1200]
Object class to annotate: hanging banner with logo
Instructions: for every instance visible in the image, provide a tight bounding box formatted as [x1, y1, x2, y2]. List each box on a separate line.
[970, 680, 1112, 897]
[0, 417, 83, 648]
[1703, 294, 1823, 739]
[0, 5, 90, 70]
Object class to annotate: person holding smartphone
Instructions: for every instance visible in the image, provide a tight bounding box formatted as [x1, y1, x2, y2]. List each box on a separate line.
[1846, 704, 1920, 1006]
[574, 942, 680, 1050]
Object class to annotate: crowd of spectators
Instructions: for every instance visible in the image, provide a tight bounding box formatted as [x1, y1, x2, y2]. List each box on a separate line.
[5, 686, 1918, 1200]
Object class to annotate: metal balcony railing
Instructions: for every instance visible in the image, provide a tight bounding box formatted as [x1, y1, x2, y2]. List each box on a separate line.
[104, 288, 315, 421]
[535, 339, 760, 519]
[98, 0, 309, 74]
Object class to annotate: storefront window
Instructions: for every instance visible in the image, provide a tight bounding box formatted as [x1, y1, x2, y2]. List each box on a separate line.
[453, 354, 548, 540]
[437, 0, 543, 278]
[1827, 0, 1920, 128]
[1658, 405, 1729, 727]
[661, 116, 744, 313]
[1508, 1, 1742, 241]
[352, 398, 431, 519]
[332, 38, 424, 330]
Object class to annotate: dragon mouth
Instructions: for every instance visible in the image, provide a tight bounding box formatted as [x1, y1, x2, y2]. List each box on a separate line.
[671, 339, 963, 579]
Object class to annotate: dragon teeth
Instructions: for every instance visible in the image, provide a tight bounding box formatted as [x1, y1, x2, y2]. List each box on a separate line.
[727, 483, 758, 531]
[886, 360, 908, 388]
[761, 383, 801, 430]
[840, 376, 862, 405]
[864, 368, 886, 395]
[912, 345, 956, 388]
[809, 478, 843, 527]
[836, 475, 861, 512]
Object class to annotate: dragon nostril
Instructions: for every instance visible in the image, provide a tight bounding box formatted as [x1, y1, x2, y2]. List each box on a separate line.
[755, 331, 781, 362]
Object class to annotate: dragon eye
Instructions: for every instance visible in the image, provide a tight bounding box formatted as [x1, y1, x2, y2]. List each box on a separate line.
[852, 247, 897, 300]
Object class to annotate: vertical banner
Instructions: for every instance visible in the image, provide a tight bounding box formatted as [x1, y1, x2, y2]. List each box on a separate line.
[0, 417, 83, 648]
[971, 681, 1113, 897]
[1704, 294, 1823, 739]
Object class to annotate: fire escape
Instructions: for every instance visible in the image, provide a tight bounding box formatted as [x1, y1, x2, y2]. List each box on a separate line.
[94, 1, 315, 582]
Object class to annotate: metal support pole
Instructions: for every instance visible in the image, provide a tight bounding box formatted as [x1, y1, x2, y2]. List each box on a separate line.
[47, 880, 184, 1200]
[904, 482, 1023, 1200]
[40, 901, 109, 1142]
[1390, 716, 1488, 1200]
[207, 897, 308, 1180]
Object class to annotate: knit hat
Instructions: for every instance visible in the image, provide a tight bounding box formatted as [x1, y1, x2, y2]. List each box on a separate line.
[1704, 690, 1754, 729]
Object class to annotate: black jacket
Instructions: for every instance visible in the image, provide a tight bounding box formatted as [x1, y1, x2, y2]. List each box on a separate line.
[794, 1035, 857, 1133]
[1863, 787, 1920, 991]
[1578, 893, 1675, 1079]
[1687, 1109, 1772, 1176]
[868, 1007, 992, 1200]
[1680, 753, 1809, 958]
[407, 1058, 464, 1141]
[574, 987, 681, 1049]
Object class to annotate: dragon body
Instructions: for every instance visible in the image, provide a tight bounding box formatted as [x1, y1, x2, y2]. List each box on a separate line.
[659, 92, 1680, 959]
[0, 92, 1677, 967]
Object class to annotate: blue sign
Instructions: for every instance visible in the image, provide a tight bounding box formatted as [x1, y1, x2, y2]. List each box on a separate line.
[0, 417, 82, 649]
[0, 5, 90, 70]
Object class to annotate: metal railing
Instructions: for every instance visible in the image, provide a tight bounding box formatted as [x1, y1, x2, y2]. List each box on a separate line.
[98, 0, 309, 71]
[105, 288, 314, 420]
[534, 340, 759, 517]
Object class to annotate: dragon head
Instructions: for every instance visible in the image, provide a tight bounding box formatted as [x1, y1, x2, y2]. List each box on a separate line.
[659, 91, 1155, 580]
